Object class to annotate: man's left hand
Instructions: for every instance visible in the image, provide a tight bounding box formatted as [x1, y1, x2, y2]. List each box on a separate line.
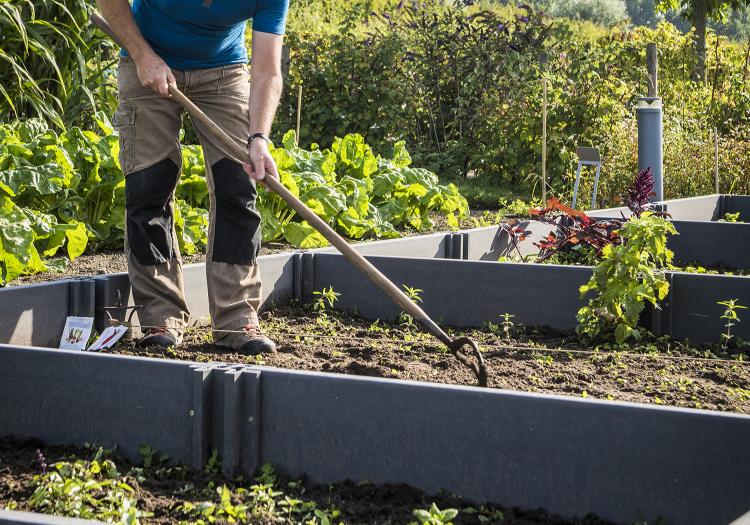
[243, 139, 279, 182]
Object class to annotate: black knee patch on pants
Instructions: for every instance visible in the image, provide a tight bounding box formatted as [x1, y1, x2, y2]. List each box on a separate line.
[212, 158, 261, 264]
[125, 158, 179, 265]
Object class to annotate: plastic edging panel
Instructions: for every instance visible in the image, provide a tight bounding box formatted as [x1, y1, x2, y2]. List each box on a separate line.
[258, 366, 750, 525]
[0, 511, 103, 525]
[311, 254, 592, 330]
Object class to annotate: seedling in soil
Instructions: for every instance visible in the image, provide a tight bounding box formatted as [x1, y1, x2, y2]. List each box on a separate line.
[204, 448, 221, 475]
[399, 285, 424, 327]
[313, 286, 341, 312]
[28, 448, 146, 524]
[718, 299, 747, 349]
[410, 503, 459, 525]
[500, 312, 515, 341]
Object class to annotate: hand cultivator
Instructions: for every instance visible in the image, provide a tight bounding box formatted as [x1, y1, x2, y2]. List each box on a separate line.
[91, 13, 488, 387]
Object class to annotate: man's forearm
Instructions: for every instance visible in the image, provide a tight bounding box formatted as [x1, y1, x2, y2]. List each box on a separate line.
[249, 73, 283, 136]
[96, 0, 155, 61]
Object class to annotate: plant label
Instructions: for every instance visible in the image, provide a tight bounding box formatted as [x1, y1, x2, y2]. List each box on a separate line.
[88, 325, 128, 351]
[59, 316, 94, 351]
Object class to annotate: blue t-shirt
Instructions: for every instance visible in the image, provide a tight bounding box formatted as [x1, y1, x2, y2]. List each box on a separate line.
[125, 0, 289, 70]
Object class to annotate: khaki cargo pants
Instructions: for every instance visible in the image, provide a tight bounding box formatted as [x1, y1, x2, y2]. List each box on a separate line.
[113, 56, 262, 342]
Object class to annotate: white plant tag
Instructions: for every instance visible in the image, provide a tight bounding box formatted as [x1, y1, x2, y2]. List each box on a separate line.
[59, 317, 94, 351]
[88, 325, 128, 351]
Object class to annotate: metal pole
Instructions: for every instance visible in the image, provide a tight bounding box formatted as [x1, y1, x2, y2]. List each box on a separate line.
[714, 127, 720, 193]
[647, 43, 658, 97]
[296, 85, 302, 146]
[638, 43, 663, 202]
[542, 77, 547, 203]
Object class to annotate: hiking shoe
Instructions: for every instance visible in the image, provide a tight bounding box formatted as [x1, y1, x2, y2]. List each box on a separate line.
[215, 325, 276, 355]
[136, 327, 177, 349]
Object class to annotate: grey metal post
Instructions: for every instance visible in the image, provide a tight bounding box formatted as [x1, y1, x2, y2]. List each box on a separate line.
[638, 44, 663, 202]
[637, 98, 663, 202]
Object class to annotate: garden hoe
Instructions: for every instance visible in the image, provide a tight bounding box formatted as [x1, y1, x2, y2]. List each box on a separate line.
[91, 12, 488, 387]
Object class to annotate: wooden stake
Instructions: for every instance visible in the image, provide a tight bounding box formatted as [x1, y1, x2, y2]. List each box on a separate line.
[296, 85, 302, 146]
[714, 127, 720, 193]
[647, 43, 658, 97]
[542, 77, 547, 203]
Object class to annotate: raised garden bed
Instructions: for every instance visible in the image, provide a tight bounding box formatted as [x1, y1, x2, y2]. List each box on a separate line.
[2, 344, 749, 525]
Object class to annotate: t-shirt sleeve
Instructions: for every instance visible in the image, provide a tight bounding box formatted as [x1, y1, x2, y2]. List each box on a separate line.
[252, 0, 290, 35]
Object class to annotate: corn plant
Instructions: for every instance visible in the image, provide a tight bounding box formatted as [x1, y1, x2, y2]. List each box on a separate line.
[0, 0, 118, 130]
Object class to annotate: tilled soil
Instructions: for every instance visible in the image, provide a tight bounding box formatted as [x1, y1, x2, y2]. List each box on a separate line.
[0, 437, 616, 525]
[114, 305, 750, 413]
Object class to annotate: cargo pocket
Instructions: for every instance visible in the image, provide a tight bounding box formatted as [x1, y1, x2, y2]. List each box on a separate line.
[113, 101, 136, 174]
[217, 64, 250, 101]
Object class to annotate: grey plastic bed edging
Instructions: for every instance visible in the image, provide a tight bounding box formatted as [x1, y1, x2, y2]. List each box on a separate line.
[0, 511, 103, 525]
[1, 344, 748, 525]
[3, 252, 749, 347]
[587, 194, 750, 222]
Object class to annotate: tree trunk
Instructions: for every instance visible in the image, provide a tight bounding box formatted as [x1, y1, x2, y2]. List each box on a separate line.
[691, 0, 708, 83]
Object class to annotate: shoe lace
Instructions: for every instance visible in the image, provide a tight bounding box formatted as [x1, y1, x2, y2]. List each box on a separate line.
[241, 324, 266, 338]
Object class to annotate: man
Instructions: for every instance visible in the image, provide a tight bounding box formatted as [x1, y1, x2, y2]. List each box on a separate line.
[97, 0, 289, 354]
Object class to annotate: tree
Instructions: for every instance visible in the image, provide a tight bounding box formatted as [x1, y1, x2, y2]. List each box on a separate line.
[656, 0, 750, 81]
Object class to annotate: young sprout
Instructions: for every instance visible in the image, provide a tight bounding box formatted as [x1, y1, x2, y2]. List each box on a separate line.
[718, 299, 747, 349]
[500, 312, 515, 341]
[313, 286, 341, 312]
[399, 284, 423, 327]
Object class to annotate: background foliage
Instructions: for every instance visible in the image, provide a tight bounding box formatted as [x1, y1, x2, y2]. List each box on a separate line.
[279, 0, 750, 206]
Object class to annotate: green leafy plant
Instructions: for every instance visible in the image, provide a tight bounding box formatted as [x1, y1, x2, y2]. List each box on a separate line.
[719, 212, 741, 222]
[718, 298, 747, 349]
[577, 213, 678, 343]
[28, 448, 146, 524]
[409, 503, 459, 525]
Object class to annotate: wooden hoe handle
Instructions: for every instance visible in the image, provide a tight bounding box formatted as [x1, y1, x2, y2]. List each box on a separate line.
[91, 12, 488, 386]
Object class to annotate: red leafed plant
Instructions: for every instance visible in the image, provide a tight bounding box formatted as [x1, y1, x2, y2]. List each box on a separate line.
[531, 168, 666, 264]
[626, 166, 656, 218]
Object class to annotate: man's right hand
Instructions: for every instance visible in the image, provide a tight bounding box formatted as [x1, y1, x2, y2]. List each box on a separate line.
[135, 52, 175, 96]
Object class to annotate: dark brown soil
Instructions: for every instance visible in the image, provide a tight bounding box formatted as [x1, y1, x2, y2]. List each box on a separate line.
[113, 305, 750, 413]
[9, 212, 492, 286]
[0, 437, 616, 525]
